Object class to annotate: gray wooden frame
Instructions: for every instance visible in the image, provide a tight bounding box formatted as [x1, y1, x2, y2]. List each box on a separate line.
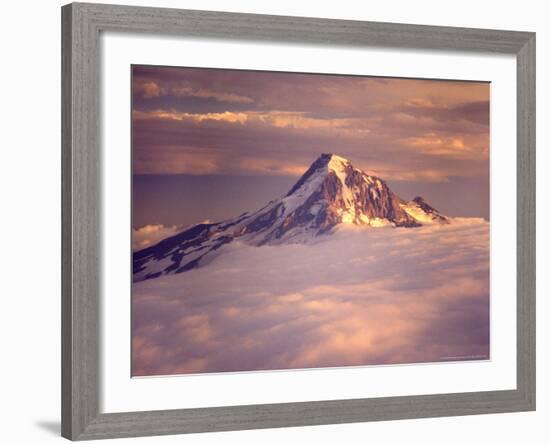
[61, 2, 536, 440]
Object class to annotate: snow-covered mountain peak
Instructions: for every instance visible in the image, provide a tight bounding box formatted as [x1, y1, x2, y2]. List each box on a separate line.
[400, 196, 449, 225]
[298, 152, 355, 179]
[286, 153, 369, 197]
[282, 153, 415, 228]
[134, 154, 450, 281]
[327, 153, 350, 170]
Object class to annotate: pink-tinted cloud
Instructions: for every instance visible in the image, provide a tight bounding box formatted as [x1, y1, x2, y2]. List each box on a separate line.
[132, 220, 490, 376]
[132, 67, 489, 184]
[132, 224, 181, 250]
[133, 76, 253, 103]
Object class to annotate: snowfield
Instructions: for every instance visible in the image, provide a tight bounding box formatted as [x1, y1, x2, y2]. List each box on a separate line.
[132, 219, 490, 376]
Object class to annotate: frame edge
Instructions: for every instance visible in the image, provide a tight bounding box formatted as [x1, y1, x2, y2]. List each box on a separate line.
[62, 2, 102, 440]
[515, 32, 536, 412]
[61, 2, 537, 440]
[61, 2, 74, 439]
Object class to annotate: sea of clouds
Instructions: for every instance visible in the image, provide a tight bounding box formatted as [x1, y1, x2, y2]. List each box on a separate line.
[132, 219, 490, 376]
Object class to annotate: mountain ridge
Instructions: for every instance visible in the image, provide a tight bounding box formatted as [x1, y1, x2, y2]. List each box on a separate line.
[134, 153, 449, 281]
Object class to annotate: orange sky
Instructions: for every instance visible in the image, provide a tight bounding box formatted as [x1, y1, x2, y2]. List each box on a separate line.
[132, 65, 490, 225]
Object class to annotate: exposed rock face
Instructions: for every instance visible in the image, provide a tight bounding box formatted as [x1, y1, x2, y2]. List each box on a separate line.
[133, 154, 449, 281]
[399, 196, 449, 225]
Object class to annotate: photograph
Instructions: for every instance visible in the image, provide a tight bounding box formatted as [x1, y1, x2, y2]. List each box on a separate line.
[131, 65, 490, 377]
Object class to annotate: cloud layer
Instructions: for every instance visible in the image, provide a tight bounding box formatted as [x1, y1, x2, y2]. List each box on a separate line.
[132, 66, 490, 184]
[132, 220, 490, 376]
[132, 224, 181, 250]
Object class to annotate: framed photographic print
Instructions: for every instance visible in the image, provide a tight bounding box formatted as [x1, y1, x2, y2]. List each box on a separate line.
[131, 66, 492, 376]
[61, 2, 535, 440]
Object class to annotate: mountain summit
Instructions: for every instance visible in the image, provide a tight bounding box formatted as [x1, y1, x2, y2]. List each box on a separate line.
[134, 154, 449, 281]
[283, 153, 420, 231]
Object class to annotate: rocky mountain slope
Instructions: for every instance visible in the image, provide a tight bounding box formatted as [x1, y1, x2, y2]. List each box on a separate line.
[133, 154, 449, 281]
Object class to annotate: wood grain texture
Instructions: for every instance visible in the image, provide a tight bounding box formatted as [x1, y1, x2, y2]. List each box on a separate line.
[62, 3, 101, 440]
[516, 34, 536, 410]
[61, 4, 73, 438]
[61, 2, 536, 440]
[76, 2, 532, 53]
[75, 390, 532, 440]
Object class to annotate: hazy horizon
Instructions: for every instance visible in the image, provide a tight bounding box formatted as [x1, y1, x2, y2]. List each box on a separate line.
[133, 170, 490, 230]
